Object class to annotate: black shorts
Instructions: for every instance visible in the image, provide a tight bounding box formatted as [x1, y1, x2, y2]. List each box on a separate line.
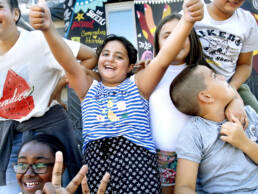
[84, 136, 161, 193]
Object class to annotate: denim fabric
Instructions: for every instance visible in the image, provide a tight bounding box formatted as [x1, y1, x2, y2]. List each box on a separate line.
[0, 132, 22, 193]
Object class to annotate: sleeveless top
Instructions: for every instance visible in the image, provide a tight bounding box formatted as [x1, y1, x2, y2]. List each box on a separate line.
[81, 76, 156, 153]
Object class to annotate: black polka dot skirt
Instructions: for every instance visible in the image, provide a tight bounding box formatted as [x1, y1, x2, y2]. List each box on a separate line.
[83, 136, 161, 194]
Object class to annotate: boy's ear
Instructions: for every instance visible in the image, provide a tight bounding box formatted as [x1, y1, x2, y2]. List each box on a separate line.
[198, 90, 214, 103]
[13, 8, 20, 23]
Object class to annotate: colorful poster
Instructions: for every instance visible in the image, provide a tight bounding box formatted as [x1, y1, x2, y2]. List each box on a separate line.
[134, 1, 183, 61]
[65, 0, 108, 49]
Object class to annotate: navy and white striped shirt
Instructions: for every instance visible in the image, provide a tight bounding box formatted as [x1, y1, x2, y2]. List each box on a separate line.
[81, 76, 156, 153]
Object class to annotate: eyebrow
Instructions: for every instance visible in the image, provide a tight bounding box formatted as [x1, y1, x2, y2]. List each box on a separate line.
[102, 49, 125, 56]
[18, 156, 51, 160]
[161, 31, 171, 37]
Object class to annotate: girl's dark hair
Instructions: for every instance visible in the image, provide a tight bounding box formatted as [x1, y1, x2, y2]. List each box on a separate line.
[18, 134, 66, 161]
[96, 34, 138, 65]
[7, 0, 21, 24]
[154, 13, 208, 66]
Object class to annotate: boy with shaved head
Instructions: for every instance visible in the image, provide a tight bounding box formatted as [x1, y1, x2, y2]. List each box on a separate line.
[170, 65, 258, 193]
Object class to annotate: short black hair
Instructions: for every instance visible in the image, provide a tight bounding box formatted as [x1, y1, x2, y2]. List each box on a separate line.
[7, 0, 21, 23]
[170, 65, 207, 116]
[8, 0, 18, 9]
[18, 134, 66, 161]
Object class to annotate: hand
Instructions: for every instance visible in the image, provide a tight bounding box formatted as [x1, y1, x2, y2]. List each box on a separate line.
[225, 96, 248, 129]
[220, 116, 248, 150]
[48, 76, 69, 109]
[133, 60, 151, 73]
[183, 0, 204, 23]
[35, 151, 110, 194]
[29, 0, 53, 31]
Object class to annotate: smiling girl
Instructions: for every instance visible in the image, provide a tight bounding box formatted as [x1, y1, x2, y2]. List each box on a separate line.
[14, 134, 64, 194]
[29, 0, 203, 192]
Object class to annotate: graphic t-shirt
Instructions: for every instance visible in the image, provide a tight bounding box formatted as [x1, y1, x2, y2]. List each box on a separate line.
[0, 30, 80, 122]
[195, 7, 258, 80]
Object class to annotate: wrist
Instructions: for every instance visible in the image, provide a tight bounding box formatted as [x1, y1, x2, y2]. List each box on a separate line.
[239, 136, 251, 152]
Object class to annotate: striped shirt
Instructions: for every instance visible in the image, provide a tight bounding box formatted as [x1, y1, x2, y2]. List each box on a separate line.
[81, 76, 156, 153]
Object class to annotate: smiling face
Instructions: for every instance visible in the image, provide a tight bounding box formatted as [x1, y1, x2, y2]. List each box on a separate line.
[158, 19, 190, 65]
[0, 0, 19, 38]
[16, 141, 55, 194]
[198, 65, 235, 105]
[211, 0, 245, 17]
[98, 40, 133, 87]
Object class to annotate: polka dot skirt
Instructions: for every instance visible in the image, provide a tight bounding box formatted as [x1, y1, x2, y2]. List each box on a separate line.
[84, 136, 161, 193]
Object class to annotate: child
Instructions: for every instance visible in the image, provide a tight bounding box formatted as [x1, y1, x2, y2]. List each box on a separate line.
[29, 0, 203, 192]
[170, 65, 258, 193]
[149, 13, 207, 194]
[0, 0, 96, 192]
[15, 134, 65, 194]
[194, 0, 258, 113]
[15, 135, 109, 194]
[150, 12, 248, 194]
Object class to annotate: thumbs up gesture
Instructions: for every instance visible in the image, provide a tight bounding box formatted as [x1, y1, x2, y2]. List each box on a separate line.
[29, 0, 53, 31]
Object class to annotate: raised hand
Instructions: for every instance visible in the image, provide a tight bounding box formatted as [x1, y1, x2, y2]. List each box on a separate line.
[225, 94, 248, 129]
[35, 151, 110, 194]
[220, 116, 248, 149]
[29, 0, 53, 31]
[183, 0, 204, 23]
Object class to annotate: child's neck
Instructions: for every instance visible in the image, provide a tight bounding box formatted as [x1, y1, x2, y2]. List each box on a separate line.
[200, 105, 226, 122]
[207, 3, 234, 21]
[0, 30, 20, 56]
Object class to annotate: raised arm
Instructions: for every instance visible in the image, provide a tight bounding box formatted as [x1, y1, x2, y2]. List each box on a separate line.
[77, 43, 97, 70]
[229, 52, 253, 90]
[135, 0, 203, 99]
[29, 0, 93, 100]
[174, 158, 198, 194]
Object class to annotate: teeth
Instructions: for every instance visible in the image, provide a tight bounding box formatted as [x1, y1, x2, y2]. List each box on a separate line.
[25, 182, 39, 187]
[105, 66, 114, 70]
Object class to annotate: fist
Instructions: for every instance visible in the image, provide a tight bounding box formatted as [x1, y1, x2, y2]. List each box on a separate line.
[29, 0, 52, 31]
[183, 0, 204, 23]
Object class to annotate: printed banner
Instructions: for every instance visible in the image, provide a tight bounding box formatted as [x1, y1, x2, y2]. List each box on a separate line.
[65, 0, 107, 49]
[134, 1, 183, 61]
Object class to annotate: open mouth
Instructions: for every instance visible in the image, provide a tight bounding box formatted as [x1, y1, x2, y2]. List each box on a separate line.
[104, 65, 115, 71]
[23, 181, 40, 191]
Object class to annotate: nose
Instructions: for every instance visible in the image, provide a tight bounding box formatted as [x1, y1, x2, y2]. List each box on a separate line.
[24, 166, 36, 176]
[106, 54, 115, 62]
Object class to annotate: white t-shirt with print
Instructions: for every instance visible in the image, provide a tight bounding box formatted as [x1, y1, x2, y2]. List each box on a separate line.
[195, 6, 258, 81]
[0, 30, 80, 122]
